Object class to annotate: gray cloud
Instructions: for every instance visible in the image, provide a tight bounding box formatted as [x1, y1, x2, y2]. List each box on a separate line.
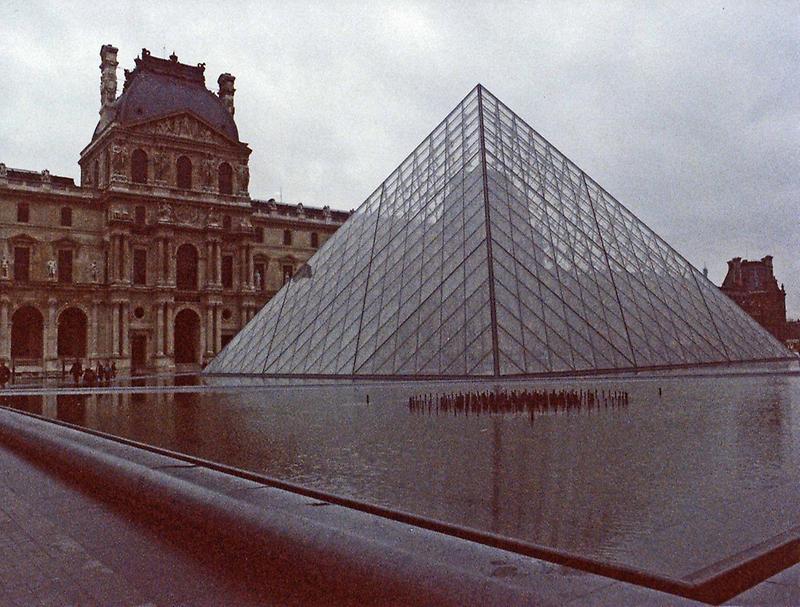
[1, 0, 797, 315]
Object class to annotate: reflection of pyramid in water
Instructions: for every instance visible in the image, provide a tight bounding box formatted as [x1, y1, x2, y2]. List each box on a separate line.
[208, 85, 791, 377]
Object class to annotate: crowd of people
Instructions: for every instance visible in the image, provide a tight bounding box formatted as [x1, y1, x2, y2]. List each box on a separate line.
[67, 360, 117, 387]
[408, 387, 629, 417]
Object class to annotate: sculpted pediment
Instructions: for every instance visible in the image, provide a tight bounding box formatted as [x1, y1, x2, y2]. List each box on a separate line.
[130, 113, 235, 147]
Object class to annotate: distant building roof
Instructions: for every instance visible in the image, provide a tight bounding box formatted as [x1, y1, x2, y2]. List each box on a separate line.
[94, 49, 239, 142]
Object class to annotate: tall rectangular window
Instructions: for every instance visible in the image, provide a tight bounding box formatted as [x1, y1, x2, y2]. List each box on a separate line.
[255, 226, 264, 243]
[134, 205, 146, 226]
[60, 207, 72, 227]
[310, 232, 319, 248]
[57, 249, 73, 284]
[13, 247, 30, 283]
[133, 248, 147, 285]
[283, 230, 292, 246]
[221, 255, 233, 289]
[17, 202, 29, 223]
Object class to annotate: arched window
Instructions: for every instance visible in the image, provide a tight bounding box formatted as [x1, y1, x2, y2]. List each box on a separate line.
[218, 162, 233, 195]
[131, 149, 148, 183]
[11, 306, 43, 359]
[60, 207, 72, 227]
[176, 156, 192, 189]
[176, 243, 199, 290]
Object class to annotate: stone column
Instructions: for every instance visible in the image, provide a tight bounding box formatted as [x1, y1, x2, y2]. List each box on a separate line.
[204, 241, 213, 287]
[206, 306, 214, 355]
[121, 303, 130, 357]
[123, 235, 131, 283]
[215, 242, 222, 286]
[47, 299, 58, 363]
[0, 299, 9, 359]
[248, 245, 255, 289]
[89, 301, 99, 358]
[111, 303, 120, 356]
[166, 303, 175, 357]
[157, 240, 165, 285]
[155, 303, 164, 356]
[109, 236, 117, 282]
[214, 304, 222, 353]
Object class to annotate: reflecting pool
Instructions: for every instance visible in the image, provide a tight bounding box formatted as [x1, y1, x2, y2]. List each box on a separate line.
[4, 369, 800, 579]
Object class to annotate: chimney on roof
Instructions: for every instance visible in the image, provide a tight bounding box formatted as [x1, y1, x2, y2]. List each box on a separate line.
[99, 44, 119, 115]
[218, 73, 236, 116]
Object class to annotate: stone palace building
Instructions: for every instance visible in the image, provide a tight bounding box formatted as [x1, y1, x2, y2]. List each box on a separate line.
[0, 45, 348, 375]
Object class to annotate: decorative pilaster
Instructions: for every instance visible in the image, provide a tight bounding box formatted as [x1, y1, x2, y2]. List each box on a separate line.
[166, 303, 175, 357]
[121, 302, 130, 357]
[0, 299, 9, 360]
[214, 304, 223, 353]
[111, 304, 120, 356]
[156, 304, 164, 356]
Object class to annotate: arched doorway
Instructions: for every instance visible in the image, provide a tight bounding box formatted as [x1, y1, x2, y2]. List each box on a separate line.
[174, 308, 200, 364]
[11, 306, 43, 360]
[176, 244, 199, 290]
[57, 307, 87, 359]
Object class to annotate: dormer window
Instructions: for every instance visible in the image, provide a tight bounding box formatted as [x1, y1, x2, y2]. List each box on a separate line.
[60, 207, 72, 227]
[131, 149, 148, 183]
[176, 156, 192, 189]
[218, 162, 233, 195]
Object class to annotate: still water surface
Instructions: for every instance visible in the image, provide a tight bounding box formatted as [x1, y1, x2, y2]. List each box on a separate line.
[5, 371, 800, 578]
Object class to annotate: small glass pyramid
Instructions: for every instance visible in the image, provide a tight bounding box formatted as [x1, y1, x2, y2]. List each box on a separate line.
[207, 85, 791, 377]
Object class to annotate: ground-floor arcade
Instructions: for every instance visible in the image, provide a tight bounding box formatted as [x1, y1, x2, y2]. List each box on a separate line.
[0, 289, 259, 377]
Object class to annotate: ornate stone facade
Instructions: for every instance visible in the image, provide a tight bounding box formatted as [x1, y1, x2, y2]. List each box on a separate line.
[720, 255, 788, 341]
[0, 46, 348, 375]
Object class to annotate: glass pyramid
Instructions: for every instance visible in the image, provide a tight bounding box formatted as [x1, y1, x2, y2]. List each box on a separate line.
[207, 85, 791, 378]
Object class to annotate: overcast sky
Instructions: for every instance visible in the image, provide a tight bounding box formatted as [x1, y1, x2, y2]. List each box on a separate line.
[1, 1, 798, 315]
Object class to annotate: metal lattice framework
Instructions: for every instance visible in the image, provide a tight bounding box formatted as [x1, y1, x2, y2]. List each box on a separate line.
[207, 85, 791, 378]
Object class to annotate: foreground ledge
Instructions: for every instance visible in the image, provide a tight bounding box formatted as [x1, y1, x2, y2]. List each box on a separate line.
[0, 405, 766, 605]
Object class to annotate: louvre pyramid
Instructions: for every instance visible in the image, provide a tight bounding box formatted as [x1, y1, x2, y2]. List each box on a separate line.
[207, 85, 791, 378]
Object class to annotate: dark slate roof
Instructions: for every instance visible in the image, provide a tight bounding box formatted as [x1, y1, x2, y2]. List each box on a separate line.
[94, 50, 239, 142]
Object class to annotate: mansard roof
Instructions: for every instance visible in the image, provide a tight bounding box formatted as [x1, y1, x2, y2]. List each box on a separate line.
[94, 49, 239, 142]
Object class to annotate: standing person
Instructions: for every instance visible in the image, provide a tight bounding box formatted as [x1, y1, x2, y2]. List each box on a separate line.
[69, 360, 82, 385]
[83, 366, 97, 387]
[0, 359, 10, 389]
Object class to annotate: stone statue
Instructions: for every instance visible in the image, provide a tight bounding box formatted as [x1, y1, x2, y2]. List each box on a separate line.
[0, 256, 8, 279]
[201, 156, 214, 188]
[41, 169, 51, 185]
[237, 164, 249, 193]
[254, 269, 262, 290]
[0, 163, 7, 180]
[90, 261, 98, 282]
[153, 148, 169, 182]
[158, 202, 175, 223]
[47, 259, 57, 279]
[111, 144, 128, 176]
